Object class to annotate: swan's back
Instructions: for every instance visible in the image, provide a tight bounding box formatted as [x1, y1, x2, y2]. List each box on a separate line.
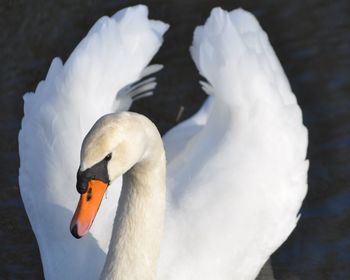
[161, 8, 308, 279]
[18, 6, 168, 279]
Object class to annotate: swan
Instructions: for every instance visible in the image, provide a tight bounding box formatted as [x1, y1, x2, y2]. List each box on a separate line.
[18, 5, 308, 280]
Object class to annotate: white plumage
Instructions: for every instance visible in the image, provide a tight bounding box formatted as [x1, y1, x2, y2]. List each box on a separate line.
[160, 8, 308, 279]
[19, 5, 308, 280]
[19, 6, 168, 279]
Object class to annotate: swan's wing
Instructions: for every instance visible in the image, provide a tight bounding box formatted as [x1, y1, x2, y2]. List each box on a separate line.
[163, 96, 214, 163]
[160, 8, 308, 280]
[18, 5, 168, 280]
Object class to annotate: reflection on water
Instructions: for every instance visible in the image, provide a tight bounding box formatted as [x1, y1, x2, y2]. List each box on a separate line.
[1, 0, 349, 279]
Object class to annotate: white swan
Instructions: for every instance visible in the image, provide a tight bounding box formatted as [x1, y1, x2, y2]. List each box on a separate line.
[19, 5, 308, 280]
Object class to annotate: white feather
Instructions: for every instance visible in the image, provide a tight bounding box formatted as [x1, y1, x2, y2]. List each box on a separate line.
[19, 5, 307, 280]
[160, 8, 308, 280]
[19, 5, 168, 280]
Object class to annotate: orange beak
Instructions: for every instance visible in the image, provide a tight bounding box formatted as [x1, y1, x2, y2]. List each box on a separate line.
[70, 179, 108, 238]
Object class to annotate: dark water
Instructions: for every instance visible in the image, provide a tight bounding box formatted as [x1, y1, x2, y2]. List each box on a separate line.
[1, 0, 349, 279]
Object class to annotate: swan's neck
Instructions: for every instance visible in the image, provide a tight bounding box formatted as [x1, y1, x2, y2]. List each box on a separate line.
[101, 153, 166, 280]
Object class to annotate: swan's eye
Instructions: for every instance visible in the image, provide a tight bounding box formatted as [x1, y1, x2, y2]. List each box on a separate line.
[105, 153, 112, 161]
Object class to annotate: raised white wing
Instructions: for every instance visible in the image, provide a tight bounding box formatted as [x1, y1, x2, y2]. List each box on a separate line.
[160, 8, 308, 280]
[18, 5, 168, 280]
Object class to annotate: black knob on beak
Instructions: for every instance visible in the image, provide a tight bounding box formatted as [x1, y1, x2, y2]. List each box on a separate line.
[76, 169, 89, 194]
[75, 160, 110, 194]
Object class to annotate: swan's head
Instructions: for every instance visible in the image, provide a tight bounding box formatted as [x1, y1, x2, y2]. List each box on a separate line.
[70, 112, 163, 238]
